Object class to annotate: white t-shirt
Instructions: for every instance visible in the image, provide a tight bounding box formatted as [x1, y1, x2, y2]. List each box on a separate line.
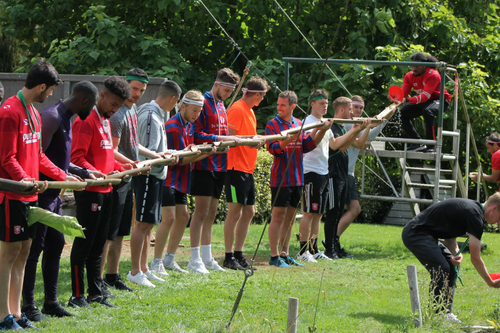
[303, 114, 333, 175]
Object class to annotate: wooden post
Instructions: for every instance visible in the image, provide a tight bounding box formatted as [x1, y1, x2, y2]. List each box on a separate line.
[407, 265, 422, 328]
[287, 297, 299, 333]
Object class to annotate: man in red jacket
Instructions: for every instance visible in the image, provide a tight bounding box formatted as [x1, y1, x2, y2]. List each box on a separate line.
[69, 76, 134, 308]
[400, 52, 452, 153]
[0, 58, 80, 330]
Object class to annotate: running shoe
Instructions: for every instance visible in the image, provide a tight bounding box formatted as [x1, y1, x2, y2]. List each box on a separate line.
[145, 269, 165, 282]
[68, 296, 91, 308]
[103, 276, 135, 292]
[313, 251, 333, 261]
[0, 315, 26, 332]
[150, 259, 169, 276]
[41, 302, 74, 318]
[223, 258, 245, 270]
[236, 257, 258, 270]
[323, 251, 340, 260]
[423, 146, 437, 153]
[338, 247, 354, 259]
[297, 251, 318, 263]
[164, 260, 189, 274]
[101, 283, 116, 299]
[407, 144, 425, 152]
[204, 258, 226, 271]
[443, 312, 462, 323]
[21, 305, 46, 322]
[127, 271, 156, 288]
[87, 295, 119, 308]
[16, 313, 39, 330]
[282, 256, 305, 267]
[269, 257, 291, 267]
[187, 258, 210, 274]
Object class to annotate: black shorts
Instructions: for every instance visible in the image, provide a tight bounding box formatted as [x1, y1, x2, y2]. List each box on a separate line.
[162, 187, 188, 206]
[0, 198, 36, 242]
[190, 170, 225, 199]
[225, 170, 255, 205]
[346, 174, 359, 204]
[303, 172, 329, 214]
[271, 186, 303, 208]
[107, 180, 134, 241]
[134, 175, 163, 224]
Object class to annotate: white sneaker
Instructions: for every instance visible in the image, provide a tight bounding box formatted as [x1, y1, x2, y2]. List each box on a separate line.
[204, 258, 226, 271]
[444, 313, 461, 323]
[313, 250, 333, 261]
[297, 251, 318, 263]
[164, 260, 189, 274]
[145, 269, 165, 282]
[150, 259, 169, 276]
[187, 258, 210, 274]
[127, 271, 155, 288]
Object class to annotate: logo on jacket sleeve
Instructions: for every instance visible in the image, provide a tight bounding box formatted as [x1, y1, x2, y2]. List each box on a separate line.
[91, 203, 101, 212]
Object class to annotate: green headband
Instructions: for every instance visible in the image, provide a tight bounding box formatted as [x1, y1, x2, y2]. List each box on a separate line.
[125, 76, 149, 84]
[312, 95, 327, 101]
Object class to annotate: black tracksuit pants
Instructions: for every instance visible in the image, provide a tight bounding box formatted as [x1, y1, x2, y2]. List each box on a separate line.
[70, 191, 113, 298]
[324, 177, 347, 253]
[402, 224, 457, 312]
[400, 99, 450, 145]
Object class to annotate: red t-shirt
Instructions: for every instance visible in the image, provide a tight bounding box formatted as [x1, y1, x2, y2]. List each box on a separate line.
[492, 149, 500, 191]
[0, 95, 66, 202]
[71, 107, 122, 193]
[402, 68, 452, 104]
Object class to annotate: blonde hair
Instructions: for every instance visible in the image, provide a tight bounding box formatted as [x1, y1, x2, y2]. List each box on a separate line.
[486, 192, 500, 208]
[179, 90, 204, 108]
[332, 96, 352, 114]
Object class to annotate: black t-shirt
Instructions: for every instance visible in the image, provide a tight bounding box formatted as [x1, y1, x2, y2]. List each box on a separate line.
[408, 198, 484, 240]
[328, 123, 348, 180]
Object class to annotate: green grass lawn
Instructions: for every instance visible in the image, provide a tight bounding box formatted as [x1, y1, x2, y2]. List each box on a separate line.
[30, 223, 500, 332]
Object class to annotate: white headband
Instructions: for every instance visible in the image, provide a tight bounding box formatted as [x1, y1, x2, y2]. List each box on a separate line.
[352, 101, 365, 107]
[215, 81, 236, 88]
[242, 88, 267, 93]
[181, 95, 205, 107]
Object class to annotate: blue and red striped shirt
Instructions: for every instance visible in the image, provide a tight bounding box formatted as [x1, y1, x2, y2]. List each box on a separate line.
[165, 113, 194, 194]
[192, 91, 228, 172]
[265, 115, 316, 187]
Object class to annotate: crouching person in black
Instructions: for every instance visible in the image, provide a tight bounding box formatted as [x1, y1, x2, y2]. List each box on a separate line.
[402, 193, 500, 323]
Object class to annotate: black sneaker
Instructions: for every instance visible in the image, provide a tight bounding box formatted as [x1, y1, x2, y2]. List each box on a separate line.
[68, 296, 91, 308]
[223, 258, 245, 270]
[87, 296, 119, 308]
[104, 276, 135, 292]
[21, 304, 46, 322]
[423, 146, 436, 153]
[101, 283, 117, 299]
[236, 257, 258, 270]
[338, 247, 354, 259]
[407, 144, 425, 151]
[16, 313, 40, 330]
[323, 251, 340, 260]
[41, 302, 74, 317]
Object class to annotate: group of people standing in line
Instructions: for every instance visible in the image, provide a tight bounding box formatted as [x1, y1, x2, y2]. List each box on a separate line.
[0, 51, 492, 330]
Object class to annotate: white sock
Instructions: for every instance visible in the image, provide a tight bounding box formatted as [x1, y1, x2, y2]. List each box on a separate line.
[164, 253, 175, 265]
[191, 247, 201, 261]
[152, 257, 162, 264]
[201, 244, 212, 263]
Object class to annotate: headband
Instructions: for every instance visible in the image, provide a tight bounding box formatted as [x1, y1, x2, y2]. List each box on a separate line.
[311, 95, 327, 101]
[215, 81, 236, 88]
[486, 139, 500, 145]
[352, 101, 365, 107]
[180, 95, 205, 107]
[125, 76, 149, 84]
[242, 88, 267, 93]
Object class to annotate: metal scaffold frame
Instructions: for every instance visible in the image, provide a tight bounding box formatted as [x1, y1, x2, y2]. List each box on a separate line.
[282, 57, 487, 209]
